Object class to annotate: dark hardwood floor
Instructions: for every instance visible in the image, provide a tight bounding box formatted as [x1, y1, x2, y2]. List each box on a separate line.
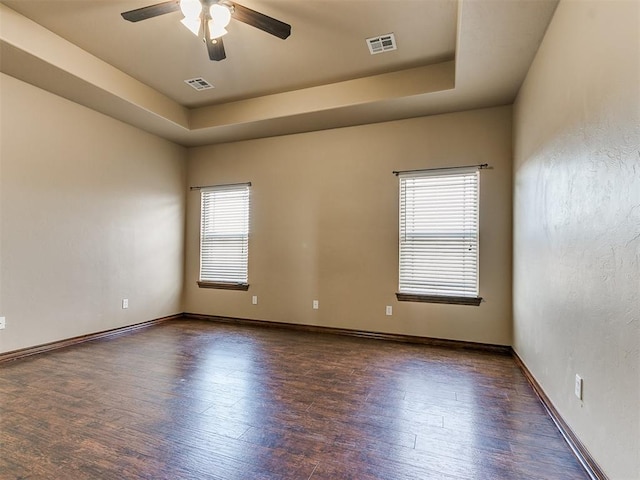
[0, 319, 589, 479]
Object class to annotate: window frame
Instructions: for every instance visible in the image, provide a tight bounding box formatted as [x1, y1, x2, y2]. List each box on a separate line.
[396, 168, 482, 306]
[197, 182, 251, 291]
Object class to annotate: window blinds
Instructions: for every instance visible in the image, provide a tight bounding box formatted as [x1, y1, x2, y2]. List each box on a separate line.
[399, 168, 479, 298]
[200, 184, 250, 284]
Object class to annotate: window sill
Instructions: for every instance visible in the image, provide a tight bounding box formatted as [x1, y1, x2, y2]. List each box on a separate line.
[396, 293, 482, 306]
[198, 281, 250, 291]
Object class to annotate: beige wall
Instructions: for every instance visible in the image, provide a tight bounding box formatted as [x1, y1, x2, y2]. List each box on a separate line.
[513, 1, 640, 478]
[0, 73, 186, 354]
[185, 106, 513, 345]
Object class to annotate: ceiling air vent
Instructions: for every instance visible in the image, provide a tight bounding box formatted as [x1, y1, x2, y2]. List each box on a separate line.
[184, 77, 214, 91]
[366, 33, 397, 55]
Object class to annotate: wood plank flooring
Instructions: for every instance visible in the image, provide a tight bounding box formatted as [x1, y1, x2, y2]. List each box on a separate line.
[0, 319, 589, 479]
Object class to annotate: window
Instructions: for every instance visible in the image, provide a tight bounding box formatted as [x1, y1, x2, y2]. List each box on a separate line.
[198, 183, 250, 290]
[397, 168, 481, 306]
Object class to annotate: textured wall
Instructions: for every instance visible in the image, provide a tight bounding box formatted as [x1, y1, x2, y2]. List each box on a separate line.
[0, 74, 187, 354]
[184, 106, 513, 345]
[513, 1, 640, 478]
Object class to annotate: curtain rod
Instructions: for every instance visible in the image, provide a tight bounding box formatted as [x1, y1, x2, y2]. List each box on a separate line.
[189, 182, 252, 191]
[393, 163, 489, 176]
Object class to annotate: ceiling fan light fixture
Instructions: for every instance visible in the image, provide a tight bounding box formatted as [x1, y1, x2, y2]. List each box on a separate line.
[179, 0, 202, 19]
[210, 4, 232, 28]
[121, 0, 292, 61]
[180, 16, 201, 36]
[208, 19, 228, 39]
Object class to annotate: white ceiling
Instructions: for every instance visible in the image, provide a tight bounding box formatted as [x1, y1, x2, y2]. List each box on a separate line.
[0, 0, 558, 146]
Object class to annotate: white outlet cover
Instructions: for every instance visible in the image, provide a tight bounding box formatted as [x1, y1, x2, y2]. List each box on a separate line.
[575, 374, 583, 400]
[312, 300, 319, 309]
[386, 306, 393, 316]
[0, 316, 5, 329]
[122, 299, 129, 309]
[252, 296, 258, 305]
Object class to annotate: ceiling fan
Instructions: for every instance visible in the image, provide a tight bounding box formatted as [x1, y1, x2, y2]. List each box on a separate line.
[121, 0, 291, 61]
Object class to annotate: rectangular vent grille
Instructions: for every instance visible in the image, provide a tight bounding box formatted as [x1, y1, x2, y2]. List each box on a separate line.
[366, 33, 397, 55]
[185, 77, 214, 91]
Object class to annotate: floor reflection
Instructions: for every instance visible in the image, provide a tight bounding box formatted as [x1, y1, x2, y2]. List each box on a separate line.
[168, 329, 268, 479]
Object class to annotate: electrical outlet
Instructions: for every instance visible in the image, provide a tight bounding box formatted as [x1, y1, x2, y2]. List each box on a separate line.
[385, 306, 393, 316]
[312, 300, 319, 310]
[252, 296, 258, 305]
[575, 374, 583, 400]
[122, 298, 129, 309]
[0, 317, 5, 330]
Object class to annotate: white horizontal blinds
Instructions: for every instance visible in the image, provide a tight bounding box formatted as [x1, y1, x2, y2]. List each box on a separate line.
[399, 168, 479, 297]
[200, 184, 250, 284]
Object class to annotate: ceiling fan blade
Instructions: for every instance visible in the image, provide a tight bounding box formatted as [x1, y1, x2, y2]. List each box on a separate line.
[204, 20, 227, 61]
[231, 2, 291, 40]
[121, 1, 180, 22]
[205, 37, 226, 61]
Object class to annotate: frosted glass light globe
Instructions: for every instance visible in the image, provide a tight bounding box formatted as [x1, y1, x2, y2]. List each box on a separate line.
[210, 3, 232, 28]
[180, 0, 202, 19]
